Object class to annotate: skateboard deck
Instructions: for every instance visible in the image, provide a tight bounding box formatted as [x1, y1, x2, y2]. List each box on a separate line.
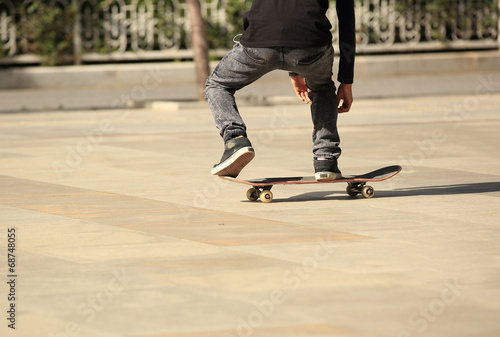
[219, 165, 402, 203]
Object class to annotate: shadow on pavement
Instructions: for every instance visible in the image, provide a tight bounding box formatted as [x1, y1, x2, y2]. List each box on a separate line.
[388, 181, 500, 197]
[253, 181, 500, 203]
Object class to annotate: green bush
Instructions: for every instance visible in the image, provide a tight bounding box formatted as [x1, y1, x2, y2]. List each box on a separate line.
[396, 0, 498, 41]
[206, 0, 251, 48]
[17, 0, 76, 66]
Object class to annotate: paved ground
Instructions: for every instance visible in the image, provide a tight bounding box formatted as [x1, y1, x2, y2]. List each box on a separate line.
[0, 87, 499, 336]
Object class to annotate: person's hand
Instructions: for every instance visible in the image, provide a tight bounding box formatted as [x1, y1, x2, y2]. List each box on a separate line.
[290, 75, 311, 104]
[337, 83, 353, 113]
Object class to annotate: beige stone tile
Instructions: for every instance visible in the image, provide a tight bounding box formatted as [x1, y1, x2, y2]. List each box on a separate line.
[137, 324, 377, 337]
[0, 175, 367, 247]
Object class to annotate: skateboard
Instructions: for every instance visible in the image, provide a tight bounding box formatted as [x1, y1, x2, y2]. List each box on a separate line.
[219, 165, 402, 203]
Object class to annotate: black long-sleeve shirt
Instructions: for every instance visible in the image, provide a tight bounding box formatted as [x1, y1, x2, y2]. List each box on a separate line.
[239, 0, 356, 84]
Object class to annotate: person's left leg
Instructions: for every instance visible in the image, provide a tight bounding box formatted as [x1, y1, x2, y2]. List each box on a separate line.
[285, 45, 342, 180]
[308, 82, 342, 180]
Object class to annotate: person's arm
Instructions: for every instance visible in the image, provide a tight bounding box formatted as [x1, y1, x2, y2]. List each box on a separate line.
[337, 83, 353, 113]
[336, 0, 356, 113]
[337, 0, 356, 85]
[289, 73, 311, 104]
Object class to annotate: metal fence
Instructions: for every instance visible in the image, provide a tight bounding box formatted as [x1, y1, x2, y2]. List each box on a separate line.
[0, 0, 499, 65]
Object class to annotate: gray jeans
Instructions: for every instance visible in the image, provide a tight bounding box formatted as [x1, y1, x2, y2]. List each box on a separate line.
[205, 43, 341, 160]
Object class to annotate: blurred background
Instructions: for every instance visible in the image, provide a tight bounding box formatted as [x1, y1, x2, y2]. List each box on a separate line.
[0, 0, 499, 110]
[1, 0, 498, 64]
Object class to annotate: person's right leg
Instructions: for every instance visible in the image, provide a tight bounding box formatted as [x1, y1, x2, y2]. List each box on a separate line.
[205, 43, 278, 177]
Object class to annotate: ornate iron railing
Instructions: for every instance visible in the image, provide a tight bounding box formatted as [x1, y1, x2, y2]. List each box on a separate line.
[0, 0, 498, 65]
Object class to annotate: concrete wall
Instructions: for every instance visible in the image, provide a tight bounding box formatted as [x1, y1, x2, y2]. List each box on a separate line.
[1, 50, 499, 91]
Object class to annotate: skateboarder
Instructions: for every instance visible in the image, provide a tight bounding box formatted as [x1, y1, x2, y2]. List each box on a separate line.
[206, 0, 356, 180]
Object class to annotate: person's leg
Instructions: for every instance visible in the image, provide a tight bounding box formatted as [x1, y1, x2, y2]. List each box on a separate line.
[205, 43, 278, 177]
[285, 45, 342, 179]
[308, 82, 341, 160]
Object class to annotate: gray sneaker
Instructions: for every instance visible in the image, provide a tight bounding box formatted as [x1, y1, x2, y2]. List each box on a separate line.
[211, 137, 255, 177]
[314, 159, 342, 181]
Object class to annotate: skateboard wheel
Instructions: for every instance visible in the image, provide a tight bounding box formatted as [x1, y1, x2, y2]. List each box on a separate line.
[346, 184, 358, 197]
[260, 190, 273, 203]
[361, 185, 374, 199]
[246, 188, 259, 201]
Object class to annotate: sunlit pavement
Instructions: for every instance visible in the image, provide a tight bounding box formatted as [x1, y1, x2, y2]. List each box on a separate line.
[0, 91, 499, 336]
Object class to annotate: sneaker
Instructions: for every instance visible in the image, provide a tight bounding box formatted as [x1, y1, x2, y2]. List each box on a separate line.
[314, 158, 342, 181]
[211, 137, 255, 177]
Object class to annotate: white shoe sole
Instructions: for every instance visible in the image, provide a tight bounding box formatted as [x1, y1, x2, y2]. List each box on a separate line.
[211, 147, 255, 177]
[315, 171, 342, 181]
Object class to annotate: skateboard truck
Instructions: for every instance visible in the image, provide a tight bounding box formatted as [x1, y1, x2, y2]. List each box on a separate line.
[247, 182, 374, 203]
[346, 182, 374, 199]
[246, 186, 273, 203]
